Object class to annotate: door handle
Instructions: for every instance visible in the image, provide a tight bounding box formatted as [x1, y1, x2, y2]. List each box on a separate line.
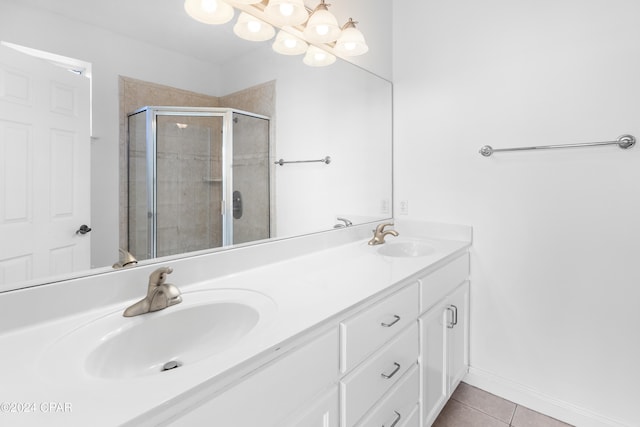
[446, 305, 456, 328]
[76, 224, 92, 235]
[451, 304, 458, 326]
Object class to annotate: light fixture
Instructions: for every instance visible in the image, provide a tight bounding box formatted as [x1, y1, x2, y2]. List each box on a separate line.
[264, 0, 309, 26]
[183, 0, 368, 66]
[184, 0, 235, 25]
[272, 30, 308, 55]
[303, 45, 336, 67]
[234, 12, 276, 41]
[335, 18, 368, 56]
[303, 1, 341, 44]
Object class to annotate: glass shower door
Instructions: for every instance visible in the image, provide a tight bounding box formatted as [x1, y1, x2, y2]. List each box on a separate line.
[231, 112, 270, 244]
[127, 110, 150, 260]
[155, 114, 224, 258]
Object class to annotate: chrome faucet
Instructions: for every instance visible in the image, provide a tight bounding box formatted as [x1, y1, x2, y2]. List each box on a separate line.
[112, 248, 138, 269]
[123, 267, 182, 317]
[334, 217, 353, 228]
[368, 222, 399, 245]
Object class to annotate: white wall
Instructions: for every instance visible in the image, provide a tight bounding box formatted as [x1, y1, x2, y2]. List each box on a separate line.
[220, 46, 392, 238]
[322, 0, 393, 81]
[217, 0, 393, 238]
[393, 1, 640, 426]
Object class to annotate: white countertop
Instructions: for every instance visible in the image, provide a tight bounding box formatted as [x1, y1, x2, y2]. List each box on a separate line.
[0, 227, 470, 426]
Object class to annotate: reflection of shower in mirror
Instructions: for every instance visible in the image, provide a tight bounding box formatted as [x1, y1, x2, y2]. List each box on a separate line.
[127, 107, 271, 261]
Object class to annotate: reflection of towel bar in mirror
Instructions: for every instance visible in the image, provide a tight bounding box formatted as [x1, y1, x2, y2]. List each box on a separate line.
[274, 156, 331, 166]
[479, 134, 636, 157]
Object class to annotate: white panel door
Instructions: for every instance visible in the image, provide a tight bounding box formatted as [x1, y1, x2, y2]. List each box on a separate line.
[0, 44, 90, 289]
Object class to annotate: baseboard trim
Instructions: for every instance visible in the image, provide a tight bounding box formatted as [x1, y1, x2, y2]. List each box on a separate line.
[463, 367, 632, 427]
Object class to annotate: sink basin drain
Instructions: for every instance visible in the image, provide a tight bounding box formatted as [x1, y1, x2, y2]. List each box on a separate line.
[161, 360, 182, 372]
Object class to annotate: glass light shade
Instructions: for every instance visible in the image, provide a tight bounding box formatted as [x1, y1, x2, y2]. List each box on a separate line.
[226, 0, 262, 4]
[184, 0, 234, 25]
[303, 45, 336, 67]
[303, 3, 341, 43]
[335, 19, 368, 56]
[233, 12, 276, 41]
[272, 30, 308, 55]
[264, 0, 309, 26]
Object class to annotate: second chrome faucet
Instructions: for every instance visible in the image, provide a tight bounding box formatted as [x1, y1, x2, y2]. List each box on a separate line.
[368, 222, 399, 245]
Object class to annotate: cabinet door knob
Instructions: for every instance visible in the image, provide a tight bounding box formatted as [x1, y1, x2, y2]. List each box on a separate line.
[380, 315, 401, 328]
[380, 362, 401, 379]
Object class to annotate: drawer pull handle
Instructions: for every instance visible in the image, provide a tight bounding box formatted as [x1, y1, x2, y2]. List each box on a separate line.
[381, 362, 401, 379]
[383, 410, 402, 427]
[381, 315, 401, 328]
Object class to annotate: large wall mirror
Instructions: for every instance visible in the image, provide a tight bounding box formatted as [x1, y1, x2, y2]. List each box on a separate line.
[0, 0, 392, 293]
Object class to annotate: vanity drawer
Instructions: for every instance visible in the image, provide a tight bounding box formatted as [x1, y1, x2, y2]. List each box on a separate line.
[341, 322, 419, 427]
[341, 283, 419, 372]
[420, 252, 469, 313]
[353, 363, 420, 427]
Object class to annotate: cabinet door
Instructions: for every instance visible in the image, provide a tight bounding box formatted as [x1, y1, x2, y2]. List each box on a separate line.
[447, 282, 469, 392]
[420, 300, 448, 426]
[170, 329, 338, 426]
[283, 387, 339, 427]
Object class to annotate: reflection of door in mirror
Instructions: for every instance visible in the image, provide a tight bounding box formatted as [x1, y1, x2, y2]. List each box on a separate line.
[0, 44, 90, 290]
[127, 108, 270, 262]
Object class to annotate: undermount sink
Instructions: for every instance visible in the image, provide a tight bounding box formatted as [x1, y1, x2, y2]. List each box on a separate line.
[40, 289, 276, 380]
[377, 239, 435, 258]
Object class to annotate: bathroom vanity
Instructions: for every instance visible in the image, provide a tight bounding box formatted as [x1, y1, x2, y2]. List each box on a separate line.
[0, 220, 470, 427]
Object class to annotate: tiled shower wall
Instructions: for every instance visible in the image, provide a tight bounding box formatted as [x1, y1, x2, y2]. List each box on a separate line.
[156, 115, 224, 257]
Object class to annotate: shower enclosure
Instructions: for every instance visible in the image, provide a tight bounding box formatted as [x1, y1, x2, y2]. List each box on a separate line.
[127, 107, 270, 261]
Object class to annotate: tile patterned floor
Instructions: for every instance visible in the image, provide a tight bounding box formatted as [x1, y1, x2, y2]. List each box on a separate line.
[432, 383, 574, 427]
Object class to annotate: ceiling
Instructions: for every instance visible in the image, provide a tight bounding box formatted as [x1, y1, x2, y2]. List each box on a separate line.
[20, 0, 268, 64]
